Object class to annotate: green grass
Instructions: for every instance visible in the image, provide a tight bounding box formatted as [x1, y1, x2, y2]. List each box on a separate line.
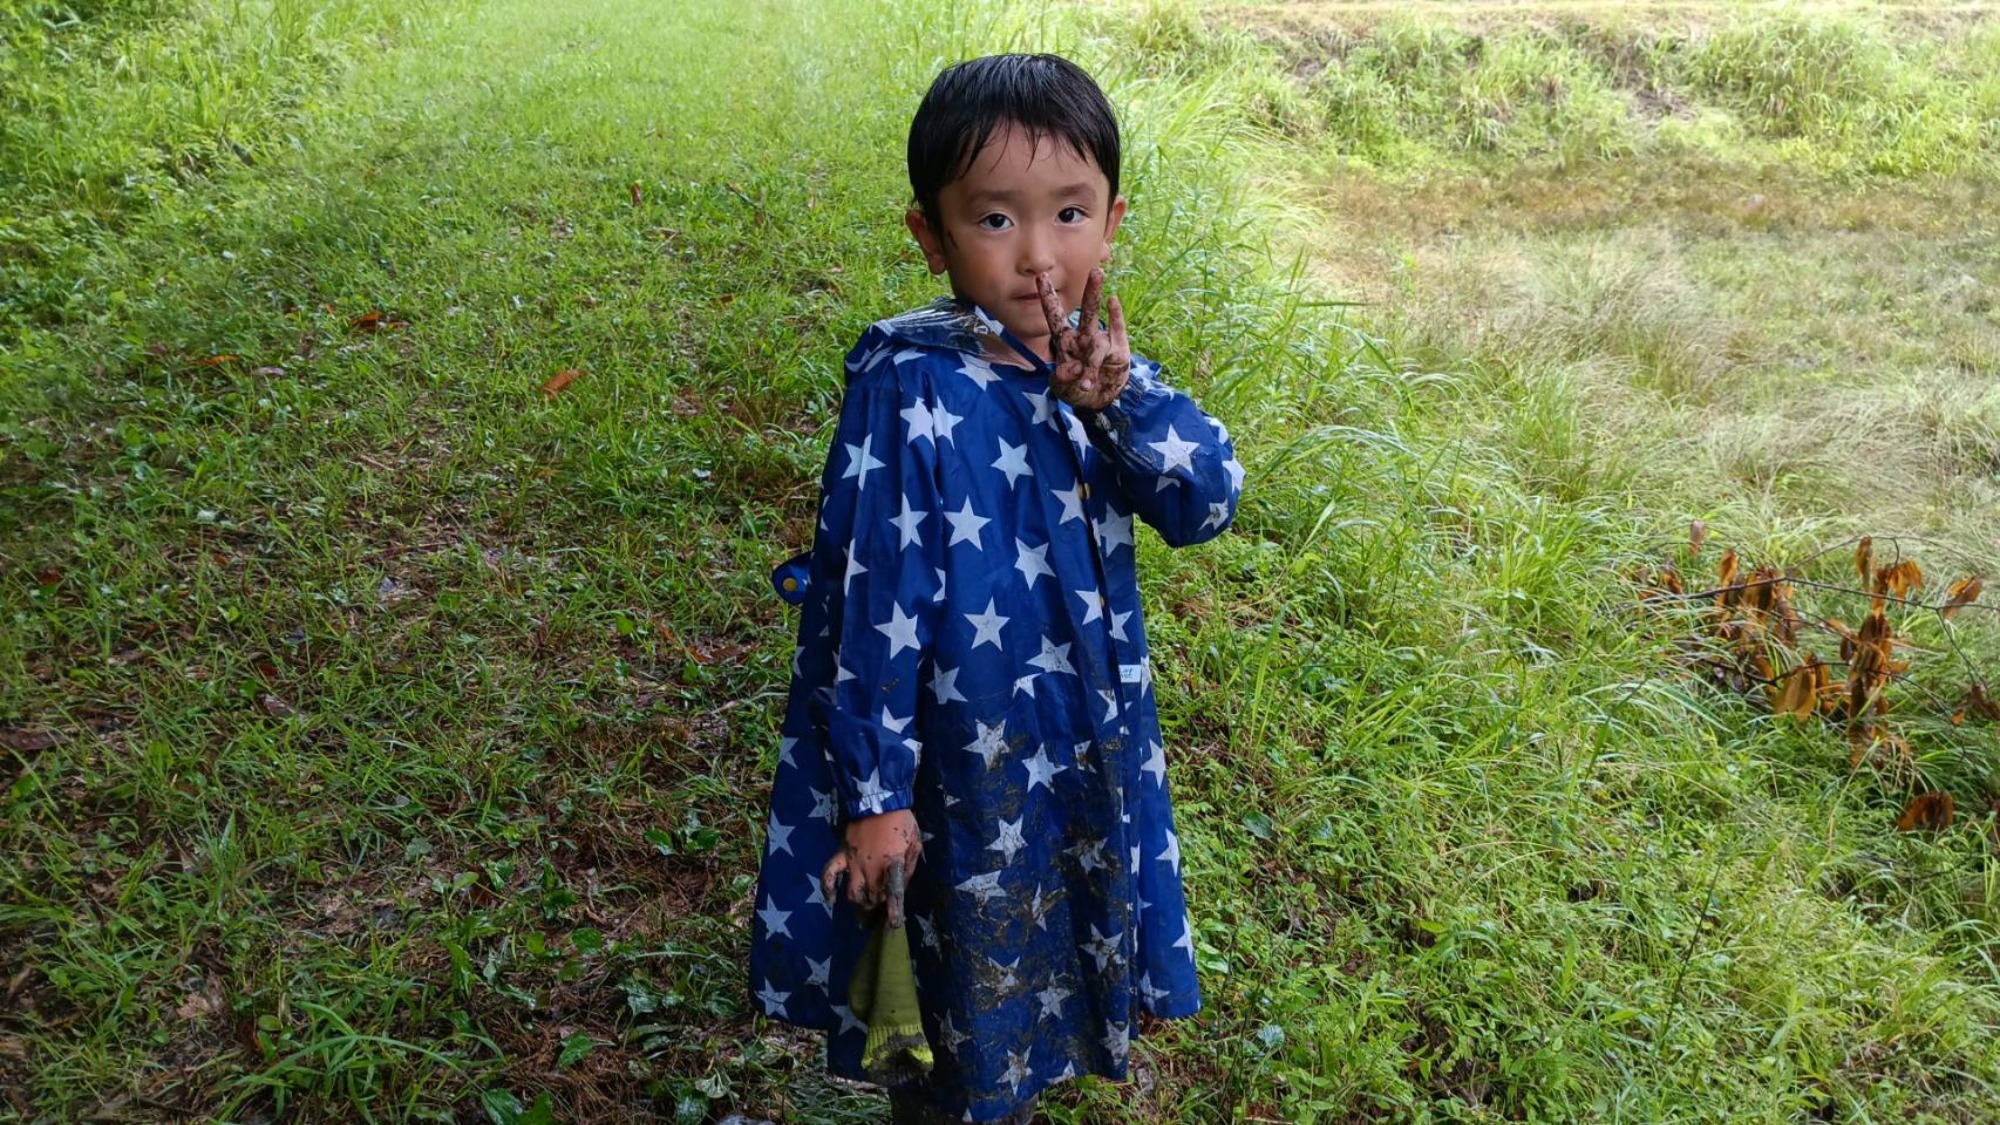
[5, 0, 2000, 1122]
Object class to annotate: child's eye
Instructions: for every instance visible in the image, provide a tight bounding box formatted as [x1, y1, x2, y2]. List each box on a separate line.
[1058, 206, 1088, 223]
[977, 213, 1013, 231]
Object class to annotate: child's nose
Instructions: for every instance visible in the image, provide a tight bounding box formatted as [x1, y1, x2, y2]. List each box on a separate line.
[1017, 231, 1056, 275]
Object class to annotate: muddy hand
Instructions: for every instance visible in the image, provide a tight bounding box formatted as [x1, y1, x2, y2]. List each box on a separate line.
[1036, 267, 1130, 414]
[820, 808, 921, 915]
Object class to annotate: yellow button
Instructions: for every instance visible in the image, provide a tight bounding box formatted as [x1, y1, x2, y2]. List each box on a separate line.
[782, 578, 798, 591]
[1079, 484, 1091, 500]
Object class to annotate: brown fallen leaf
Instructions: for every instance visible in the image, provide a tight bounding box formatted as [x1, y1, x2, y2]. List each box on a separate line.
[541, 369, 584, 400]
[1690, 519, 1707, 556]
[1896, 791, 1954, 832]
[1855, 536, 1873, 587]
[0, 727, 60, 753]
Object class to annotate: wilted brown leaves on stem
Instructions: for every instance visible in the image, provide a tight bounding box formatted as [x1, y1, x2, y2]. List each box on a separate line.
[1638, 534, 1989, 832]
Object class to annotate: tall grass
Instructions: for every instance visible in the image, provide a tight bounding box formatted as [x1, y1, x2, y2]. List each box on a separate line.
[1, 0, 437, 340]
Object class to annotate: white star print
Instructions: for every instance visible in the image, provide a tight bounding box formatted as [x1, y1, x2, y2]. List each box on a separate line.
[1022, 388, 1053, 426]
[1096, 508, 1134, 554]
[1021, 745, 1065, 791]
[1110, 609, 1132, 641]
[1013, 538, 1054, 588]
[992, 436, 1033, 488]
[956, 870, 1006, 905]
[1036, 984, 1071, 1021]
[1224, 456, 1245, 492]
[939, 1011, 970, 1053]
[930, 664, 966, 705]
[988, 956, 1020, 991]
[803, 872, 831, 915]
[808, 785, 836, 823]
[766, 812, 794, 855]
[1159, 829, 1182, 873]
[964, 598, 1009, 650]
[957, 356, 999, 390]
[964, 720, 1007, 769]
[850, 343, 887, 372]
[944, 498, 989, 548]
[1074, 588, 1104, 624]
[915, 912, 941, 951]
[1098, 688, 1119, 722]
[1085, 924, 1120, 970]
[1064, 409, 1090, 451]
[756, 979, 790, 1016]
[1002, 1049, 1033, 1095]
[832, 1003, 867, 1036]
[1012, 673, 1037, 698]
[1173, 913, 1196, 957]
[842, 434, 885, 491]
[1028, 636, 1074, 675]
[1029, 883, 1055, 930]
[932, 565, 946, 603]
[806, 956, 831, 989]
[1103, 1021, 1130, 1060]
[756, 896, 792, 938]
[890, 498, 927, 548]
[1141, 739, 1167, 786]
[892, 347, 923, 366]
[1201, 500, 1230, 531]
[1149, 425, 1200, 475]
[874, 602, 921, 659]
[778, 736, 798, 768]
[1070, 837, 1108, 873]
[1052, 483, 1085, 525]
[852, 768, 895, 815]
[842, 543, 866, 596]
[989, 815, 1026, 864]
[930, 403, 964, 445]
[899, 398, 933, 445]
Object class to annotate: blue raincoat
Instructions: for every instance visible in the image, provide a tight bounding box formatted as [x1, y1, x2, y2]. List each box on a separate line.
[749, 299, 1242, 1120]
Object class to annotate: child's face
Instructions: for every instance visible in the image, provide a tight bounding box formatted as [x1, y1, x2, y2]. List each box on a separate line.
[906, 121, 1126, 360]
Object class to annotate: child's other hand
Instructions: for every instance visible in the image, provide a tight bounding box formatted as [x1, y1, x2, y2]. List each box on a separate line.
[821, 809, 922, 927]
[1037, 267, 1130, 414]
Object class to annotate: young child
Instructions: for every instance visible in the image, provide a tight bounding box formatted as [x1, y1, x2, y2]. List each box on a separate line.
[750, 53, 1242, 1123]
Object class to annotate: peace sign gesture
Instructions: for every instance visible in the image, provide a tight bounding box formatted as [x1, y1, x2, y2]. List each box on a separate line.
[1036, 267, 1130, 414]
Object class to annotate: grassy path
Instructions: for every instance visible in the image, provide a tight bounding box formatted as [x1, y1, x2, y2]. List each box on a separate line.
[5, 1, 2000, 1122]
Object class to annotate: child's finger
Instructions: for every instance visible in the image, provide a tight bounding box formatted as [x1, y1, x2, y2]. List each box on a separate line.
[820, 852, 848, 908]
[885, 860, 907, 929]
[845, 861, 873, 908]
[1078, 268, 1103, 332]
[1036, 273, 1068, 343]
[1107, 294, 1128, 355]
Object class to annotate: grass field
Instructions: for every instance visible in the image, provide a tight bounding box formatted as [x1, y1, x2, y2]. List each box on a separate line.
[4, 1, 2000, 1122]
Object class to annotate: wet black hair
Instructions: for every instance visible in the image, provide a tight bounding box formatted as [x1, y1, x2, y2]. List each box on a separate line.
[907, 53, 1121, 225]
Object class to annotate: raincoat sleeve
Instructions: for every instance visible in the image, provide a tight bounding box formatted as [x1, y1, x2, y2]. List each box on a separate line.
[806, 336, 946, 821]
[1080, 356, 1243, 547]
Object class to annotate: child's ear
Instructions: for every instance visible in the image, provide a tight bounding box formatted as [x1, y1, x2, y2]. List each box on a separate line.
[905, 208, 949, 275]
[1098, 195, 1128, 263]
